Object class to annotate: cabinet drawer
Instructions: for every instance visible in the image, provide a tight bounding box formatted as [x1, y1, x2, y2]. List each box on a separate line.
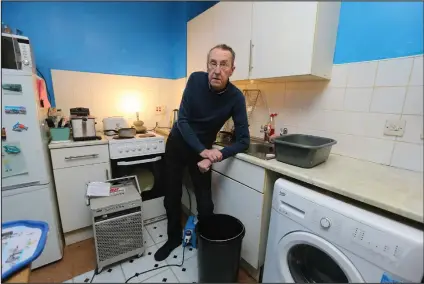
[212, 157, 265, 193]
[51, 144, 109, 169]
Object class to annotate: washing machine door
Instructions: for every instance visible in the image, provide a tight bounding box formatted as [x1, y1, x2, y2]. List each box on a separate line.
[278, 231, 364, 283]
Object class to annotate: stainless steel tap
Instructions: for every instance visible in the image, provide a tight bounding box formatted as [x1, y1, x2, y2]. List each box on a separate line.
[260, 124, 272, 142]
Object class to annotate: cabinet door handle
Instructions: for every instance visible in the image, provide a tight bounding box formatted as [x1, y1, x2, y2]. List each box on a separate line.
[64, 154, 99, 161]
[249, 40, 254, 73]
[105, 169, 109, 180]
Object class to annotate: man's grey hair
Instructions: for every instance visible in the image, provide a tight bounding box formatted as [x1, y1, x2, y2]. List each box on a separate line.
[207, 44, 236, 67]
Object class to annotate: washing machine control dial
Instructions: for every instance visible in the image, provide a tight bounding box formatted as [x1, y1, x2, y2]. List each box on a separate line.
[320, 217, 331, 229]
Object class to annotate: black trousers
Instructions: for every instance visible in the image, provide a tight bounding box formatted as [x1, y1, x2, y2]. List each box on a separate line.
[164, 131, 214, 240]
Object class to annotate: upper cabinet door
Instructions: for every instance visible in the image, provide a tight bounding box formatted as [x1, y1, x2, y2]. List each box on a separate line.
[187, 8, 217, 77]
[250, 2, 319, 80]
[211, 2, 253, 81]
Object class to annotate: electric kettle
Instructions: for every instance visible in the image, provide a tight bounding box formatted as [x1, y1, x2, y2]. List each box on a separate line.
[170, 109, 178, 128]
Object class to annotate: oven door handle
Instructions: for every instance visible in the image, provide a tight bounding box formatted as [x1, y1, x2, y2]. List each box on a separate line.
[117, 156, 162, 166]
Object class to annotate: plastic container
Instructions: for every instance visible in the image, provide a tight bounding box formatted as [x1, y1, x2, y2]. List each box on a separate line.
[50, 127, 70, 141]
[197, 214, 245, 283]
[274, 134, 337, 168]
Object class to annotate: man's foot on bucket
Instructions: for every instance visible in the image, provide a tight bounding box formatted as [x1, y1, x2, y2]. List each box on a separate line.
[154, 237, 181, 261]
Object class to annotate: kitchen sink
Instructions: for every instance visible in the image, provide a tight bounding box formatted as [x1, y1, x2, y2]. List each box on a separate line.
[215, 137, 275, 160]
[246, 139, 275, 160]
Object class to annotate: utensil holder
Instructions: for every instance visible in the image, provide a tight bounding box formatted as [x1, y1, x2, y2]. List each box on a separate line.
[50, 127, 70, 141]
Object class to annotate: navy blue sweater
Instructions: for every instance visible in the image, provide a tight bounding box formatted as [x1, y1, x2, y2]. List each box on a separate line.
[171, 71, 250, 160]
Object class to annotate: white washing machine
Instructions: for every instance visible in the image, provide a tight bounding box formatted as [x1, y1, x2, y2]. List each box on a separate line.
[263, 178, 423, 283]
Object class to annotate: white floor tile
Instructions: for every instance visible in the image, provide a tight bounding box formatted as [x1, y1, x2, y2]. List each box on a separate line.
[63, 279, 73, 283]
[121, 244, 169, 282]
[164, 243, 197, 266]
[73, 264, 125, 283]
[143, 228, 155, 248]
[146, 220, 168, 244]
[141, 268, 179, 283]
[171, 255, 198, 283]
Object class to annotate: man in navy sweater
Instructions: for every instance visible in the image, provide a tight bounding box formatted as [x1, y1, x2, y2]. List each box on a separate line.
[154, 44, 250, 261]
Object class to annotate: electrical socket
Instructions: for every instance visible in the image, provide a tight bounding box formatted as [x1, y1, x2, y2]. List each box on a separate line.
[155, 105, 165, 115]
[384, 119, 406, 137]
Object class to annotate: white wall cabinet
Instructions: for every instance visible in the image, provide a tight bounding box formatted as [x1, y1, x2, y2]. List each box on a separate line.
[50, 144, 111, 243]
[187, 2, 341, 82]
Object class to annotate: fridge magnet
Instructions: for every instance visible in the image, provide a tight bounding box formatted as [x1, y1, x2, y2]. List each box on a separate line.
[1, 128, 6, 141]
[12, 122, 28, 132]
[2, 84, 23, 95]
[1, 142, 28, 178]
[5, 106, 26, 115]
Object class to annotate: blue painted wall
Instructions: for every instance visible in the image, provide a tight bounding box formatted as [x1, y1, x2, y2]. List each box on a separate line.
[2, 1, 422, 105]
[1, 1, 216, 106]
[334, 1, 423, 64]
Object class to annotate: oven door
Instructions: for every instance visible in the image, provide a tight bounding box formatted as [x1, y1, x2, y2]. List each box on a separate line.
[110, 153, 166, 201]
[110, 153, 166, 224]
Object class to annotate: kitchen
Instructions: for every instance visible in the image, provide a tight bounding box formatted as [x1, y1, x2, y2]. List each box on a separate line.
[1, 1, 423, 283]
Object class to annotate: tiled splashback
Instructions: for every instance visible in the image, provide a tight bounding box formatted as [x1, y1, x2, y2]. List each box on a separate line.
[233, 55, 423, 172]
[51, 70, 186, 130]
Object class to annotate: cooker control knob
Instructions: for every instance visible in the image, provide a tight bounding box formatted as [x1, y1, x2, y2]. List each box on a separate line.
[125, 147, 129, 153]
[118, 147, 123, 153]
[22, 59, 29, 66]
[320, 217, 331, 229]
[153, 144, 158, 150]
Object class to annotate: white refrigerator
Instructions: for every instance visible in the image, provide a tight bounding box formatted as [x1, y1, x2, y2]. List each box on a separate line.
[1, 70, 64, 269]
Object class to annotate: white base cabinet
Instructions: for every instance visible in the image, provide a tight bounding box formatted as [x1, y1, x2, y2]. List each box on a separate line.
[182, 156, 271, 271]
[50, 144, 111, 236]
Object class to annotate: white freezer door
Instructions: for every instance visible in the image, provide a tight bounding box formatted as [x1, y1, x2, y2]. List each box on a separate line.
[2, 183, 64, 268]
[1, 73, 50, 188]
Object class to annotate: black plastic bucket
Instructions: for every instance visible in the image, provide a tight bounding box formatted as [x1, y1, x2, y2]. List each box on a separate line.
[197, 214, 246, 283]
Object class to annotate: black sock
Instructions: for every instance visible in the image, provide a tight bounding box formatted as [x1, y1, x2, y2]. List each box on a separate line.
[154, 237, 181, 262]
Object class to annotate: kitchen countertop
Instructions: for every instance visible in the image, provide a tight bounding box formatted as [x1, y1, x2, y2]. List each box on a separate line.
[48, 132, 108, 149]
[154, 128, 423, 223]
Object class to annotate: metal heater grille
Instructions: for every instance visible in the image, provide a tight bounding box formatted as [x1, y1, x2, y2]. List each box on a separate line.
[94, 212, 143, 262]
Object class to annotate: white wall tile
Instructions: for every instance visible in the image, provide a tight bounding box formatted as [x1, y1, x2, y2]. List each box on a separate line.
[398, 115, 423, 144]
[313, 87, 345, 110]
[346, 61, 378, 88]
[391, 142, 423, 172]
[370, 87, 406, 114]
[344, 136, 395, 165]
[344, 88, 373, 112]
[403, 86, 423, 115]
[375, 57, 413, 86]
[409, 56, 423, 86]
[329, 64, 348, 87]
[342, 112, 400, 140]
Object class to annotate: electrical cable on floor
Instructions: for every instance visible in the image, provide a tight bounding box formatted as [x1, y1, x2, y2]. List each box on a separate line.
[125, 244, 187, 283]
[89, 268, 97, 283]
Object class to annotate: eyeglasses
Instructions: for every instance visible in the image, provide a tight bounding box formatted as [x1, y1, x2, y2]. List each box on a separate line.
[208, 61, 231, 71]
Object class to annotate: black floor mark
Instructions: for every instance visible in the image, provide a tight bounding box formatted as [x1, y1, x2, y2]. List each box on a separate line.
[182, 268, 186, 272]
[159, 235, 163, 237]
[148, 252, 152, 255]
[154, 264, 159, 268]
[173, 255, 177, 259]
[84, 278, 90, 283]
[162, 278, 167, 282]
[189, 248, 192, 251]
[107, 268, 113, 273]
[129, 259, 134, 263]
[154, 227, 157, 229]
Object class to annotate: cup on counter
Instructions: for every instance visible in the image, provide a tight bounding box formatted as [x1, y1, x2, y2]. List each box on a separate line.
[50, 127, 70, 141]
